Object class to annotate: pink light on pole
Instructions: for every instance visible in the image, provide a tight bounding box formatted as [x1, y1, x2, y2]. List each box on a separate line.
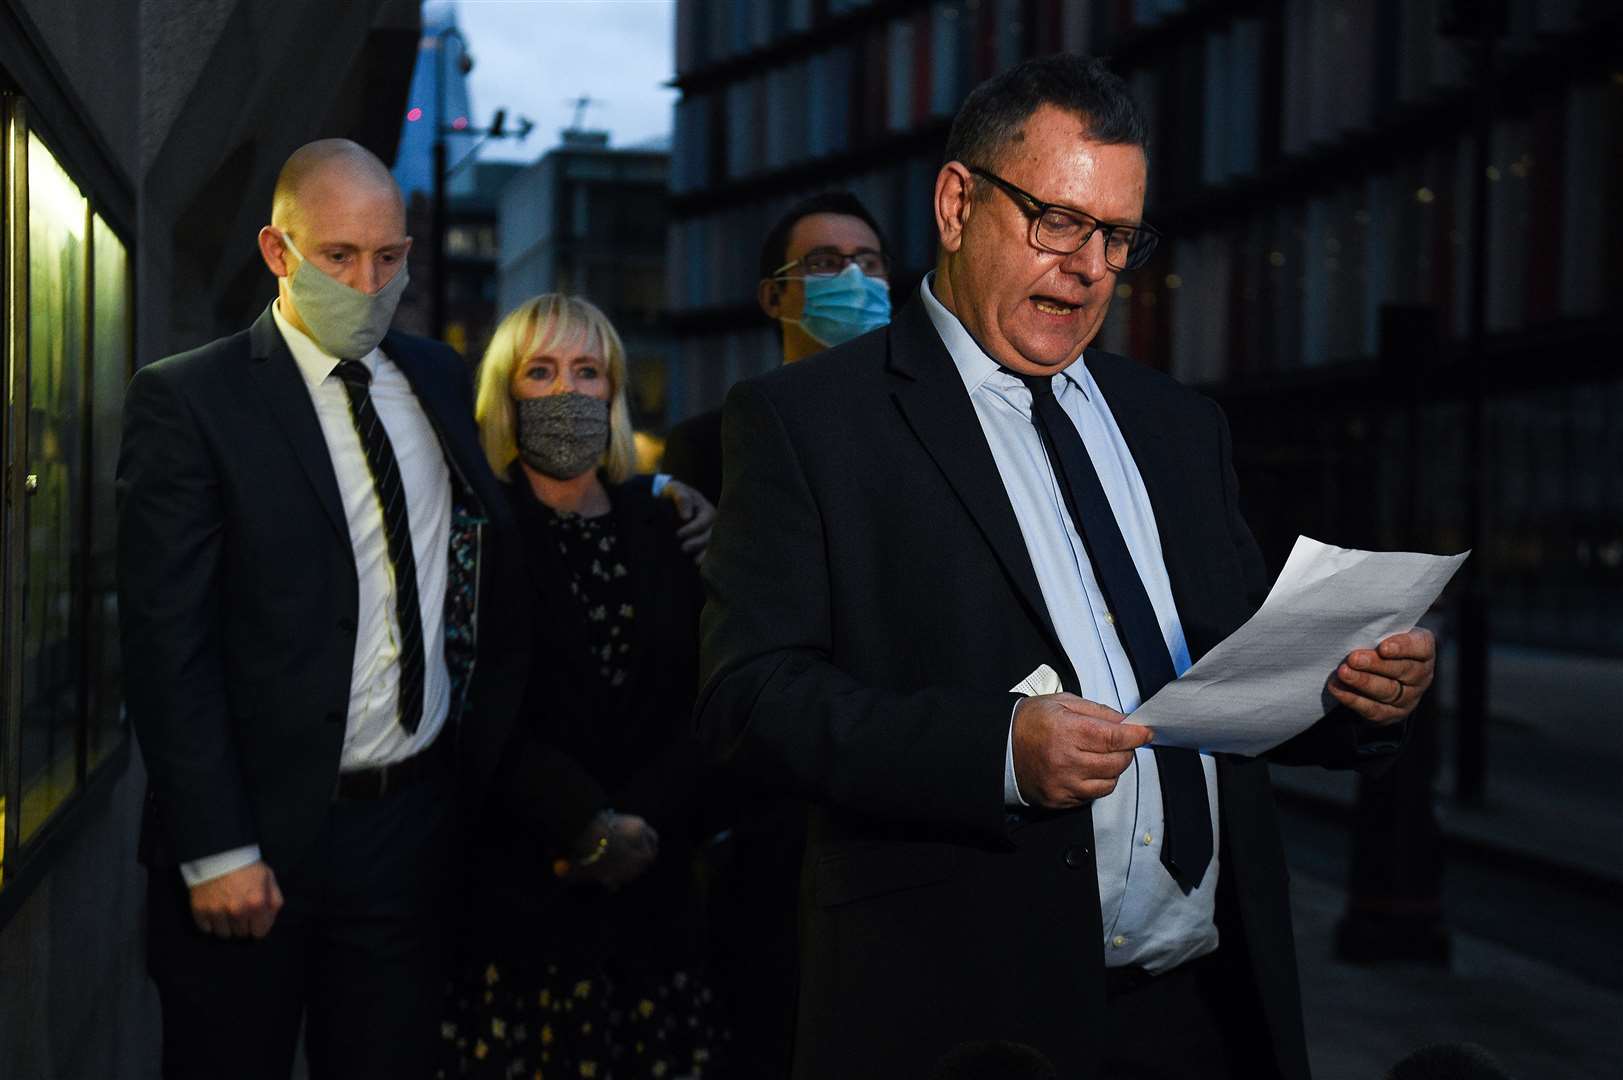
[406, 107, 423, 122]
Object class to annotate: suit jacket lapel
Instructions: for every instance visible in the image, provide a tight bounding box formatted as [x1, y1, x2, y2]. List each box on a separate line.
[886, 298, 1067, 666]
[246, 304, 348, 540]
[382, 332, 456, 460]
[384, 331, 501, 516]
[1086, 351, 1224, 662]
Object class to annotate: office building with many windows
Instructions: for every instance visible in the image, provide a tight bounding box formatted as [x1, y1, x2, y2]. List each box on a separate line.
[500, 131, 675, 432]
[0, 1, 420, 1072]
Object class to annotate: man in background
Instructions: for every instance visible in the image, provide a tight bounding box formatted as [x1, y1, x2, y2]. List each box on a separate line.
[669, 193, 890, 1076]
[660, 191, 891, 504]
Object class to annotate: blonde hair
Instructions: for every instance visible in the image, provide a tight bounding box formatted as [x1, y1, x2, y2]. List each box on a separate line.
[475, 293, 637, 484]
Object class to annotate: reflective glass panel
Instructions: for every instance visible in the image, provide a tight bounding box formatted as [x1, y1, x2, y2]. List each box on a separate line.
[89, 214, 129, 769]
[19, 133, 87, 841]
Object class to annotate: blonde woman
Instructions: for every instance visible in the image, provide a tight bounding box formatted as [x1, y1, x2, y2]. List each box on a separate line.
[440, 295, 726, 1079]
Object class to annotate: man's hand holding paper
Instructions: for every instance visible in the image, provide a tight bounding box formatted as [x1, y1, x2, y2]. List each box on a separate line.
[1010, 693, 1153, 809]
[1328, 627, 1437, 726]
[1130, 537, 1467, 755]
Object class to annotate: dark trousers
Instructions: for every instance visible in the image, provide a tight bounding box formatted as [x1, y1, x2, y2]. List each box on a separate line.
[146, 769, 455, 1080]
[1100, 951, 1254, 1080]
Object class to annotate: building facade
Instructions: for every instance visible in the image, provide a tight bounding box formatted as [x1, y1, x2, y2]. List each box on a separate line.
[397, 158, 520, 361]
[393, 0, 481, 205]
[667, 0, 1623, 657]
[0, 2, 419, 1075]
[499, 131, 675, 432]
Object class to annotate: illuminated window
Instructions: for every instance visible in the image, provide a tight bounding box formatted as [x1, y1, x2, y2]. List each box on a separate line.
[0, 99, 133, 890]
[18, 129, 87, 844]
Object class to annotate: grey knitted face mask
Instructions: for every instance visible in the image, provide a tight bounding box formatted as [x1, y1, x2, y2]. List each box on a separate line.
[515, 393, 610, 479]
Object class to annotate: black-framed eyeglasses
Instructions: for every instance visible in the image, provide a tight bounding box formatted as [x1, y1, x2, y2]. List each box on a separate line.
[771, 246, 890, 279]
[967, 165, 1160, 272]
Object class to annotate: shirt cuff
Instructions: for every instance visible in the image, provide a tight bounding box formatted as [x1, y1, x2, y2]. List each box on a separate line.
[180, 844, 263, 887]
[1354, 716, 1408, 755]
[650, 472, 671, 497]
[1004, 699, 1030, 807]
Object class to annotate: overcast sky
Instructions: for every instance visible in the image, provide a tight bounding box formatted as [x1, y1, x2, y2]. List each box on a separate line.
[454, 0, 679, 161]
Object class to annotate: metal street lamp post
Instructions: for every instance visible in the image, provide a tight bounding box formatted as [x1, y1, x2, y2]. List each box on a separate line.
[1440, 0, 1506, 806]
[428, 26, 532, 342]
[430, 23, 464, 341]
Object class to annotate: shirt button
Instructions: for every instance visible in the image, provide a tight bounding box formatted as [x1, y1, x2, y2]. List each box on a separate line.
[1112, 935, 1127, 948]
[1062, 844, 1091, 869]
[1103, 611, 1115, 625]
[1143, 832, 1154, 846]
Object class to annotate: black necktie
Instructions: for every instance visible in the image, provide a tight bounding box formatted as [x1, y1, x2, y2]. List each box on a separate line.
[1013, 370, 1212, 893]
[334, 360, 425, 735]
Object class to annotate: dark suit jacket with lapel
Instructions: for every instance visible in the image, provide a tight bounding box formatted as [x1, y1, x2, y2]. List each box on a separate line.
[117, 304, 527, 877]
[696, 295, 1391, 1080]
[459, 473, 708, 971]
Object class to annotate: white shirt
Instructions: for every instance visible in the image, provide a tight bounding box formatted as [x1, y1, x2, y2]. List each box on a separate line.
[921, 278, 1221, 974]
[180, 302, 452, 886]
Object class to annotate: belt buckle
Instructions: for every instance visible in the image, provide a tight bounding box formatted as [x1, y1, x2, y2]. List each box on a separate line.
[375, 762, 391, 797]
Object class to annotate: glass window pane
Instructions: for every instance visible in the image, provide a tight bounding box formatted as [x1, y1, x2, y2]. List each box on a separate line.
[89, 214, 129, 770]
[19, 132, 87, 842]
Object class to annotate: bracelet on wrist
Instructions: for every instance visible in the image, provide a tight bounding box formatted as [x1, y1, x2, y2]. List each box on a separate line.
[574, 832, 610, 867]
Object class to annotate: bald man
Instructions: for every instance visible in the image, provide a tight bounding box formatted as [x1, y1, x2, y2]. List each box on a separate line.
[118, 139, 527, 1079]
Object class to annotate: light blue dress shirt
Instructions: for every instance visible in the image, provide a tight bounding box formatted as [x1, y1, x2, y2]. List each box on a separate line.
[920, 277, 1221, 973]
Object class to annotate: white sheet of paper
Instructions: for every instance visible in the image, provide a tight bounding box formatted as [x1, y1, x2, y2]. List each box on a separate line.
[1131, 536, 1469, 755]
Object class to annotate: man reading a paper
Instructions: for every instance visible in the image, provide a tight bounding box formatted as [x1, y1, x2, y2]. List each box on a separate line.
[696, 54, 1434, 1080]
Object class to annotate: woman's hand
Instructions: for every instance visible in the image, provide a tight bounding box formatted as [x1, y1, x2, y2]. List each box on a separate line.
[558, 811, 659, 889]
[661, 478, 715, 563]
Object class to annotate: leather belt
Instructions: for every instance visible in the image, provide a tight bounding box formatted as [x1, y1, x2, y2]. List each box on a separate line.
[1104, 949, 1219, 1000]
[334, 737, 447, 800]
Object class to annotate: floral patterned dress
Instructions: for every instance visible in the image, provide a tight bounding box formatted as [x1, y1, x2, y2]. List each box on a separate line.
[440, 960, 724, 1080]
[439, 500, 729, 1080]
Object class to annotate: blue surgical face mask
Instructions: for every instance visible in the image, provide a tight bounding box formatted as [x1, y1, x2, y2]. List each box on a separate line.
[785, 263, 891, 348]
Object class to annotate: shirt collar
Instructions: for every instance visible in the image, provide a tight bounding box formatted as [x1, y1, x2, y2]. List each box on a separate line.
[271, 298, 382, 391]
[918, 274, 1090, 402]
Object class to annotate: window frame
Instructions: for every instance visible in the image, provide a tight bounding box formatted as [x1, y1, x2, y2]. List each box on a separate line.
[0, 93, 136, 922]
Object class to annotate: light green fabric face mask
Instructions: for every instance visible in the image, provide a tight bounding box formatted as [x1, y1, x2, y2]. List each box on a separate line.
[281, 233, 409, 359]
